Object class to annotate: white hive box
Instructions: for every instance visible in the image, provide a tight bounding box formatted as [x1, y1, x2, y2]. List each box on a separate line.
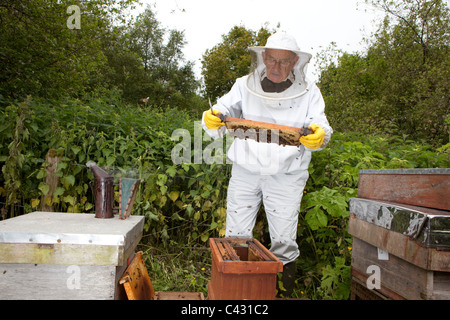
[0, 211, 144, 300]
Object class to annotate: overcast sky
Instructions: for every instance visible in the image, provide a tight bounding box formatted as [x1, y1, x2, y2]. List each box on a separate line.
[132, 0, 385, 81]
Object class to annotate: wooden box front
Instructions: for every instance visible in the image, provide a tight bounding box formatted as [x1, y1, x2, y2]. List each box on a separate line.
[208, 238, 283, 300]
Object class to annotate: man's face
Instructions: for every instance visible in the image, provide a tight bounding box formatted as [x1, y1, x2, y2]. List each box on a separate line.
[262, 49, 299, 83]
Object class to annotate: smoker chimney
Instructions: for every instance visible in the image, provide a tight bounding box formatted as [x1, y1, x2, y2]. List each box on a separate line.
[87, 161, 114, 219]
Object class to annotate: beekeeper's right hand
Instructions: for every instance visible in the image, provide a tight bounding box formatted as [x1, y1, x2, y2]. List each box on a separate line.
[204, 110, 225, 130]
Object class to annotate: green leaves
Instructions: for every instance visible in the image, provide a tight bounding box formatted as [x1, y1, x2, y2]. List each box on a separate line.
[305, 206, 328, 231]
[320, 256, 351, 300]
[168, 190, 180, 202]
[302, 187, 349, 231]
[140, 162, 229, 243]
[61, 175, 75, 188]
[38, 182, 50, 196]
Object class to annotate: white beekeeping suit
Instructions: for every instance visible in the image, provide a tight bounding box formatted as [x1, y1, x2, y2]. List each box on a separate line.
[201, 31, 332, 296]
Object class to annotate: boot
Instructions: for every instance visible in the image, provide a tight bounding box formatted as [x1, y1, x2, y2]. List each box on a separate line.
[277, 261, 296, 298]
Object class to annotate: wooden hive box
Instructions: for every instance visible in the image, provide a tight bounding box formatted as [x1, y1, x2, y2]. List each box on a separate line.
[348, 197, 450, 300]
[357, 168, 450, 211]
[208, 238, 283, 300]
[0, 211, 144, 300]
[350, 168, 450, 300]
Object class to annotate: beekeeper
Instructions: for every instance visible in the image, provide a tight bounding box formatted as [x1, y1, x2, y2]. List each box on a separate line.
[201, 31, 333, 296]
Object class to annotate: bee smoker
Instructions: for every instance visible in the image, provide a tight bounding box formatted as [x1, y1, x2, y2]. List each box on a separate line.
[87, 161, 141, 220]
[87, 162, 114, 219]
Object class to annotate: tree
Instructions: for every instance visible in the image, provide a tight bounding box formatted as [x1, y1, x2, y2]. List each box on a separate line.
[366, 0, 449, 64]
[0, 1, 200, 111]
[318, 49, 381, 135]
[0, 0, 137, 100]
[366, 0, 449, 143]
[119, 7, 199, 107]
[318, 0, 449, 145]
[201, 26, 273, 100]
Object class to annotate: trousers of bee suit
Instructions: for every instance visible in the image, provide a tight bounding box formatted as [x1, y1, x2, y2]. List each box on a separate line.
[225, 164, 308, 265]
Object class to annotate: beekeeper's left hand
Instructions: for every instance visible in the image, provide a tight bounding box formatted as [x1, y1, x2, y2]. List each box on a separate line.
[300, 124, 325, 150]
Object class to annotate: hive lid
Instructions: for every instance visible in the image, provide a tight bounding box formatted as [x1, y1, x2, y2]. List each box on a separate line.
[349, 198, 450, 249]
[0, 211, 144, 246]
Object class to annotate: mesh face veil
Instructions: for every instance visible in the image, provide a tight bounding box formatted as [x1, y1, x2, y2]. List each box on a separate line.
[246, 32, 313, 109]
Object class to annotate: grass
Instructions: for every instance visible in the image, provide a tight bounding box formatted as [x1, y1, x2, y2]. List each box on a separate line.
[138, 238, 212, 296]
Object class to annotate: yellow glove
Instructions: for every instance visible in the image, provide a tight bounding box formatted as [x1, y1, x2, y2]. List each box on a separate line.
[300, 124, 325, 150]
[204, 110, 225, 130]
